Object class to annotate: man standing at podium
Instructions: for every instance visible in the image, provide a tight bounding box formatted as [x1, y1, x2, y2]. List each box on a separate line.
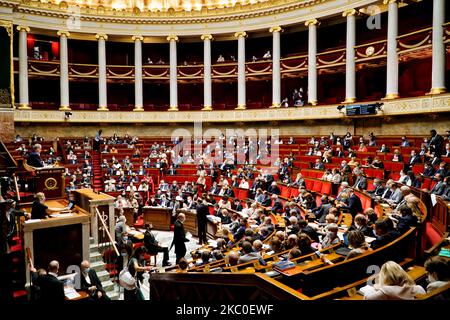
[27, 144, 45, 168]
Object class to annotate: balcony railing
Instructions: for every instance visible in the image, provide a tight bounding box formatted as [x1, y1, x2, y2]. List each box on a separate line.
[16, 25, 438, 82]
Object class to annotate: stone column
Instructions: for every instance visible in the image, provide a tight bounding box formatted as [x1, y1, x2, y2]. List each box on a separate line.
[306, 19, 319, 105]
[17, 26, 30, 109]
[429, 0, 446, 94]
[234, 31, 247, 110]
[95, 33, 108, 110]
[132, 35, 144, 111]
[201, 34, 213, 111]
[167, 35, 179, 111]
[343, 9, 357, 103]
[57, 30, 71, 111]
[270, 26, 282, 108]
[384, 0, 399, 99]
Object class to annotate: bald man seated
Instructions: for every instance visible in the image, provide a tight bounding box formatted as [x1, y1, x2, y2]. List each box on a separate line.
[30, 260, 65, 301]
[80, 260, 109, 300]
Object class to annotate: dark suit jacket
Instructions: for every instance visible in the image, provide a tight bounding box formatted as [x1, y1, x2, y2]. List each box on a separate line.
[370, 232, 397, 250]
[33, 273, 65, 302]
[431, 181, 446, 196]
[261, 197, 272, 207]
[267, 186, 281, 195]
[172, 220, 188, 254]
[369, 185, 385, 197]
[144, 230, 160, 254]
[196, 204, 209, 226]
[396, 215, 418, 234]
[342, 194, 363, 217]
[27, 152, 44, 168]
[271, 199, 283, 214]
[80, 269, 104, 295]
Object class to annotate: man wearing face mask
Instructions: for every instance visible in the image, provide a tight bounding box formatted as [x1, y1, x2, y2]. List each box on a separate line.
[80, 260, 109, 300]
[370, 219, 399, 250]
[368, 179, 385, 198]
[116, 231, 133, 272]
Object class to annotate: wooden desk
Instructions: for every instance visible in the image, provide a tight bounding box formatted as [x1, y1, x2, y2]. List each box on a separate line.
[21, 200, 90, 288]
[142, 206, 171, 231]
[65, 289, 90, 301]
[115, 207, 134, 227]
[179, 209, 198, 237]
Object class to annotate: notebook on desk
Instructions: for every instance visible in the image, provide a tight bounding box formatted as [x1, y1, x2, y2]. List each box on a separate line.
[335, 246, 351, 257]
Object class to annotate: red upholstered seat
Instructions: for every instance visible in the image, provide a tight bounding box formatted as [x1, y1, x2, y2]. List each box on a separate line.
[320, 182, 332, 196]
[424, 222, 443, 250]
[280, 185, 290, 198]
[305, 179, 314, 190]
[289, 188, 299, 198]
[312, 180, 323, 193]
[412, 164, 424, 175]
[421, 178, 431, 190]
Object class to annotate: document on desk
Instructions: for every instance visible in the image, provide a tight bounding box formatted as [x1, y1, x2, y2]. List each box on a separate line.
[50, 213, 74, 218]
[25, 219, 42, 223]
[64, 287, 80, 300]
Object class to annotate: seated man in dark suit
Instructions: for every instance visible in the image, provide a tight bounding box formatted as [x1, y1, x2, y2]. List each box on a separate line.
[370, 220, 396, 250]
[143, 223, 171, 267]
[367, 179, 385, 198]
[30, 260, 65, 301]
[27, 144, 45, 168]
[237, 241, 267, 266]
[80, 260, 109, 300]
[338, 190, 363, 218]
[392, 205, 418, 234]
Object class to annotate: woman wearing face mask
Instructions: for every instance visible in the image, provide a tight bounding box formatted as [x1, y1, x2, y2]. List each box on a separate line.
[124, 246, 153, 301]
[318, 224, 340, 250]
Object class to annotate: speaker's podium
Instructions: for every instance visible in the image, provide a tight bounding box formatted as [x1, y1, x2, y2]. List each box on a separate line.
[16, 160, 65, 200]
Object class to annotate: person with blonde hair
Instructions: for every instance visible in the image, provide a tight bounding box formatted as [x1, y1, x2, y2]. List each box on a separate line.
[31, 192, 64, 219]
[363, 261, 425, 300]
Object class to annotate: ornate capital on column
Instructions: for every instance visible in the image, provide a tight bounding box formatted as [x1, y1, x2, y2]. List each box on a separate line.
[202, 105, 212, 111]
[132, 35, 144, 42]
[97, 105, 109, 111]
[133, 105, 144, 111]
[168, 105, 178, 111]
[342, 9, 358, 17]
[95, 33, 108, 41]
[383, 0, 397, 4]
[305, 19, 319, 27]
[234, 31, 247, 39]
[235, 104, 246, 110]
[201, 34, 213, 41]
[57, 30, 70, 38]
[167, 35, 179, 42]
[59, 105, 71, 111]
[16, 26, 30, 32]
[269, 26, 283, 33]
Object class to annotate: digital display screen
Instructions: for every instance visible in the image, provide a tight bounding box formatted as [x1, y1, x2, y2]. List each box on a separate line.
[345, 104, 378, 116]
